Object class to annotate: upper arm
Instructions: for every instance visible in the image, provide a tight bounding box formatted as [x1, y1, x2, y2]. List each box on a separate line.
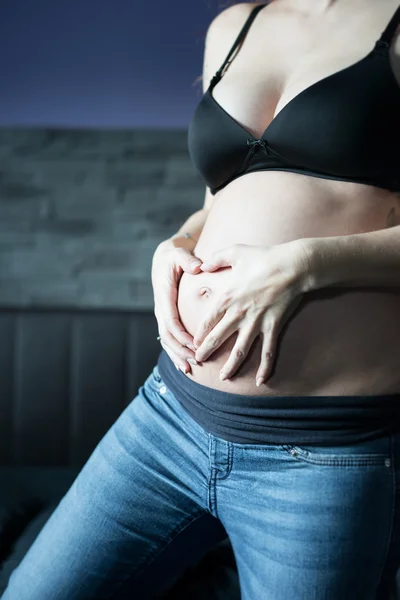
[200, 3, 258, 210]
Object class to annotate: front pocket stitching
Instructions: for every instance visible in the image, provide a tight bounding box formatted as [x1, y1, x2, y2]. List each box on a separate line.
[283, 445, 390, 467]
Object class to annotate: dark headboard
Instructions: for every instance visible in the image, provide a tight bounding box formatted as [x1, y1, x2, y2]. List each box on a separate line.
[0, 307, 160, 467]
[0, 127, 204, 468]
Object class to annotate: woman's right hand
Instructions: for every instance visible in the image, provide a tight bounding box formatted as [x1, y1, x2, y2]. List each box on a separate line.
[151, 239, 203, 374]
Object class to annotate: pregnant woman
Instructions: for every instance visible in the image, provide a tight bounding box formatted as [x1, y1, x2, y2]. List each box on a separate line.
[3, 1, 400, 598]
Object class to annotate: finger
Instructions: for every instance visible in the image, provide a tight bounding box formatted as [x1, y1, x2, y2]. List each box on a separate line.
[155, 295, 196, 352]
[256, 296, 302, 384]
[162, 349, 190, 373]
[161, 346, 190, 374]
[256, 328, 277, 385]
[158, 329, 200, 373]
[153, 255, 200, 352]
[192, 294, 231, 350]
[157, 323, 198, 363]
[194, 313, 238, 362]
[219, 327, 258, 381]
[200, 245, 237, 272]
[174, 247, 203, 274]
[161, 347, 182, 372]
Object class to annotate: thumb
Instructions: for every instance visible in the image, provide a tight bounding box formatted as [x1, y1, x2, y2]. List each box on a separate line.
[200, 246, 235, 271]
[175, 248, 202, 273]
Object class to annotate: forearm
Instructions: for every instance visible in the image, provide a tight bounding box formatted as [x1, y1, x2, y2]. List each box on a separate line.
[302, 225, 400, 291]
[166, 208, 209, 251]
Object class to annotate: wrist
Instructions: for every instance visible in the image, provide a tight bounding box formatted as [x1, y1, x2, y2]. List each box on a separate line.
[168, 232, 198, 251]
[296, 236, 348, 292]
[289, 238, 319, 294]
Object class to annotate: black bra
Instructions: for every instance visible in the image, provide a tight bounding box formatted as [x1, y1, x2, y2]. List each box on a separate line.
[188, 3, 400, 195]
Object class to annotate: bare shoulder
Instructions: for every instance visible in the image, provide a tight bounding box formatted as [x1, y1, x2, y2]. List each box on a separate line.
[209, 2, 260, 31]
[202, 2, 263, 92]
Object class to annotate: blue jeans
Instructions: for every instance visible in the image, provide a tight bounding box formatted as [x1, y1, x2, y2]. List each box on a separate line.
[2, 364, 400, 599]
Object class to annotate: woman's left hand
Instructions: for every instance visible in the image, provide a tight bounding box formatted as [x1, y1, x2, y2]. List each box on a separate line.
[193, 241, 312, 385]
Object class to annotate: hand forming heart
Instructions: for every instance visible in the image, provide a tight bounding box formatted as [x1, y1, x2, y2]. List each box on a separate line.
[192, 241, 312, 386]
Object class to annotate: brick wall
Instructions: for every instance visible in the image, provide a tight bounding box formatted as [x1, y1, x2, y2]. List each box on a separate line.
[0, 128, 204, 309]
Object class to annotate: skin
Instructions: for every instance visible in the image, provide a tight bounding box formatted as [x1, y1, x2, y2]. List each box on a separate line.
[173, 0, 400, 396]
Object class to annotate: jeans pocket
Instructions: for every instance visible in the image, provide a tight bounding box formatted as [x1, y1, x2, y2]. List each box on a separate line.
[281, 435, 393, 468]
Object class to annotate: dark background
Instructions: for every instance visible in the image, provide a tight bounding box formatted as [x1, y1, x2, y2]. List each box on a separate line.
[0, 1, 240, 467]
[0, 0, 231, 128]
[0, 6, 243, 591]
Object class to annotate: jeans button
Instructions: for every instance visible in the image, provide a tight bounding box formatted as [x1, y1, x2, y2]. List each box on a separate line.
[159, 385, 167, 394]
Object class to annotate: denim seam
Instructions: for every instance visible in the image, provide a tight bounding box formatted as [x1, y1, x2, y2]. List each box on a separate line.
[208, 468, 219, 518]
[373, 434, 397, 593]
[230, 441, 289, 451]
[207, 436, 216, 517]
[213, 441, 234, 481]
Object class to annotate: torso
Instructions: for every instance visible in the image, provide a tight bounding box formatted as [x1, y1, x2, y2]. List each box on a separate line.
[176, 0, 400, 396]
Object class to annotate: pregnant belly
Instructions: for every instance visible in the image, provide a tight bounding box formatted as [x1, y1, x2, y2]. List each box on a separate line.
[175, 172, 400, 397]
[177, 270, 400, 396]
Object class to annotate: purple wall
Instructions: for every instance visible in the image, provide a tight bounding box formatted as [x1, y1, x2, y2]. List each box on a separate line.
[0, 0, 229, 128]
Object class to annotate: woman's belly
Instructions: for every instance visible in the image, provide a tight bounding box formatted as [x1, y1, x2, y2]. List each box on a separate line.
[176, 171, 400, 396]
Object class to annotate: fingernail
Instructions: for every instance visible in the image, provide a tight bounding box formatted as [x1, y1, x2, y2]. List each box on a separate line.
[187, 358, 198, 365]
[186, 344, 196, 352]
[180, 366, 188, 374]
[256, 377, 264, 387]
[220, 371, 227, 381]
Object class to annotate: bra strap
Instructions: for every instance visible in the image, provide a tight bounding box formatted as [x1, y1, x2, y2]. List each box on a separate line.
[376, 4, 400, 49]
[209, 3, 267, 89]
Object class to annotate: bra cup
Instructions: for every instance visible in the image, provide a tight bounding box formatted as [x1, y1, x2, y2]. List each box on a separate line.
[188, 94, 250, 191]
[187, 3, 400, 195]
[188, 51, 400, 195]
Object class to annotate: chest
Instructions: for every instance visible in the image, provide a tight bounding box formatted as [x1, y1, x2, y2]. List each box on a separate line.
[211, 12, 400, 140]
